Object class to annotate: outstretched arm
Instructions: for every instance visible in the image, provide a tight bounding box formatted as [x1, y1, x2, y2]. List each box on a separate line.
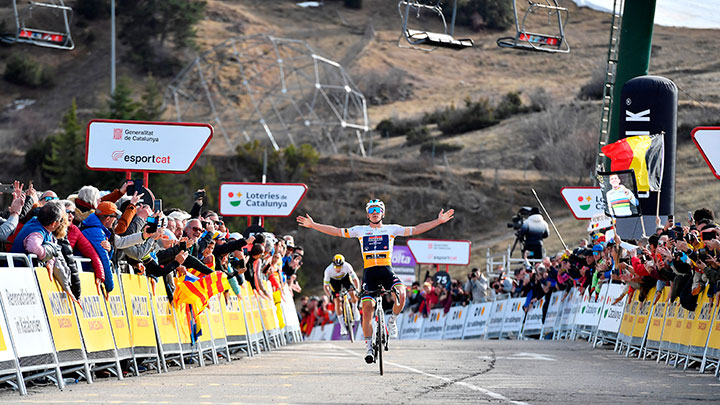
[296, 214, 343, 237]
[411, 209, 455, 236]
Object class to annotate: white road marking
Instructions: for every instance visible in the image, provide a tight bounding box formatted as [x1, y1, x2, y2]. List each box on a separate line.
[329, 343, 531, 405]
[477, 352, 557, 362]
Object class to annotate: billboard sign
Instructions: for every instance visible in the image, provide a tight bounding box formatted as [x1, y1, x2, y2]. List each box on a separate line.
[86, 119, 212, 173]
[406, 239, 471, 265]
[219, 183, 307, 217]
[560, 187, 605, 220]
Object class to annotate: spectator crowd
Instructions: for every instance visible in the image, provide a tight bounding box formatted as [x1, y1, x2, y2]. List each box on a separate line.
[0, 179, 306, 323]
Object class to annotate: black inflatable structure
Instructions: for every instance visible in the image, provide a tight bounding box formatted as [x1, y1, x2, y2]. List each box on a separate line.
[615, 75, 677, 239]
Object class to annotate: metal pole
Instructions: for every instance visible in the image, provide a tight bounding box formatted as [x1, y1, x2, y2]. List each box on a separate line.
[111, 0, 116, 93]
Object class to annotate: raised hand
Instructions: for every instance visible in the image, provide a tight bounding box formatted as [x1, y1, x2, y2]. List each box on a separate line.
[296, 214, 315, 228]
[12, 180, 24, 200]
[130, 191, 144, 205]
[438, 208, 455, 223]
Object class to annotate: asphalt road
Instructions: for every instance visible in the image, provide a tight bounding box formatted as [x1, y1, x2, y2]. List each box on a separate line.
[2, 339, 719, 404]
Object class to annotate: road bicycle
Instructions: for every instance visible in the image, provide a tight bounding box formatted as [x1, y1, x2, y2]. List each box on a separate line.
[367, 287, 395, 375]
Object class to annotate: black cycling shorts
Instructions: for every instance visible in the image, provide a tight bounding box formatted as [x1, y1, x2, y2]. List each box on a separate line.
[361, 266, 402, 300]
[329, 274, 354, 294]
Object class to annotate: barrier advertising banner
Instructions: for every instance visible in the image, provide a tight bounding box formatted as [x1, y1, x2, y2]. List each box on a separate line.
[207, 295, 227, 340]
[462, 303, 492, 338]
[522, 298, 545, 333]
[543, 293, 562, 333]
[152, 287, 181, 345]
[0, 268, 54, 358]
[75, 273, 115, 353]
[0, 300, 15, 363]
[222, 295, 248, 338]
[400, 312, 424, 340]
[486, 301, 507, 337]
[598, 283, 626, 333]
[106, 281, 132, 350]
[86, 120, 213, 173]
[421, 308, 446, 339]
[575, 291, 604, 327]
[121, 274, 156, 348]
[443, 306, 469, 339]
[406, 239, 471, 265]
[501, 298, 526, 335]
[219, 183, 308, 217]
[34, 267, 83, 352]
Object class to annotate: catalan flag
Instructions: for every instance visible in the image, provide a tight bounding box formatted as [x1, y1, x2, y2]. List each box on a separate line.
[602, 134, 664, 192]
[174, 271, 230, 343]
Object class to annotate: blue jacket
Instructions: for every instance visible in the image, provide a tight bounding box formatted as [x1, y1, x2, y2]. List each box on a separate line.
[11, 217, 53, 254]
[81, 213, 115, 292]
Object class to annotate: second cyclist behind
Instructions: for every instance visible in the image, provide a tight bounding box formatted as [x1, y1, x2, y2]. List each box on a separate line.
[323, 254, 361, 335]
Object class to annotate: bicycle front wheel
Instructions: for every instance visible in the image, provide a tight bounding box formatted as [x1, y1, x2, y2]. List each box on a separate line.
[344, 296, 355, 342]
[376, 311, 384, 375]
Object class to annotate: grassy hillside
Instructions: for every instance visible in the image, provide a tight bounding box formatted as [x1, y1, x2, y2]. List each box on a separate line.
[2, 0, 720, 291]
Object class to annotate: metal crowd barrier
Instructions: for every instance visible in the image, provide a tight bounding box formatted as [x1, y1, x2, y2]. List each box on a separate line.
[0, 252, 302, 396]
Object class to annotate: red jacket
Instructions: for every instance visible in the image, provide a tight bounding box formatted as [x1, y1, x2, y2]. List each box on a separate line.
[67, 224, 104, 281]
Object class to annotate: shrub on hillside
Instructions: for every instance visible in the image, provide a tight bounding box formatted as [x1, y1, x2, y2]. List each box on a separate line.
[436, 97, 496, 135]
[406, 126, 431, 146]
[3, 55, 55, 88]
[357, 68, 412, 105]
[419, 141, 463, 154]
[376, 118, 415, 137]
[577, 66, 605, 100]
[495, 91, 524, 120]
[528, 87, 554, 112]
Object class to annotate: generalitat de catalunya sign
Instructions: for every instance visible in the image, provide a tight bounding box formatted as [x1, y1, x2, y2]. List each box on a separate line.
[86, 119, 213, 173]
[406, 239, 471, 266]
[219, 183, 308, 217]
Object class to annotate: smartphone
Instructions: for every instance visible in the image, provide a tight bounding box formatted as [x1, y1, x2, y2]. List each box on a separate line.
[127, 179, 144, 196]
[146, 216, 158, 233]
[0, 184, 14, 194]
[153, 198, 163, 213]
[193, 190, 206, 200]
[702, 231, 714, 241]
[688, 211, 694, 224]
[668, 214, 674, 224]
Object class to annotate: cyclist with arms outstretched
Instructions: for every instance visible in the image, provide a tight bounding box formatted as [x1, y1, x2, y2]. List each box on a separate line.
[324, 254, 361, 335]
[297, 199, 454, 363]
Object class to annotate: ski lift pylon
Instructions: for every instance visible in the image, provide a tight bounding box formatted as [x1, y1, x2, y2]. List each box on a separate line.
[497, 0, 569, 54]
[0, 0, 75, 50]
[397, 0, 473, 52]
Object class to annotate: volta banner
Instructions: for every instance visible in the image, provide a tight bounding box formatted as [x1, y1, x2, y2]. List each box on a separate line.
[34, 267, 83, 352]
[219, 183, 307, 217]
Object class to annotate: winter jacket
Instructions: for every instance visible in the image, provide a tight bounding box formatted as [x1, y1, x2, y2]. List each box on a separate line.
[0, 214, 19, 241]
[11, 217, 55, 265]
[67, 224, 104, 281]
[519, 214, 550, 247]
[81, 213, 115, 292]
[58, 237, 81, 299]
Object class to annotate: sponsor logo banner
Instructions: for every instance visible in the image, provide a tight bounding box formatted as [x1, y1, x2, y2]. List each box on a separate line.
[86, 120, 212, 173]
[219, 183, 307, 217]
[407, 239, 471, 265]
[560, 187, 605, 220]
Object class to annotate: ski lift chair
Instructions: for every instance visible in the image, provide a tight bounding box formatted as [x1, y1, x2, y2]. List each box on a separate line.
[1, 0, 75, 50]
[497, 0, 569, 54]
[398, 0, 473, 52]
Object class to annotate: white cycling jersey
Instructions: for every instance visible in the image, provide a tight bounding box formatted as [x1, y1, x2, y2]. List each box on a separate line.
[341, 224, 413, 268]
[323, 262, 358, 284]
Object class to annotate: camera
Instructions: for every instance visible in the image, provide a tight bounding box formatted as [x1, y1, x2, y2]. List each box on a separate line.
[193, 190, 206, 200]
[507, 206, 534, 231]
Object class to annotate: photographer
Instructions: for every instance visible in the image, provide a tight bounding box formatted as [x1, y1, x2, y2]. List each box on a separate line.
[517, 207, 549, 260]
[463, 267, 488, 304]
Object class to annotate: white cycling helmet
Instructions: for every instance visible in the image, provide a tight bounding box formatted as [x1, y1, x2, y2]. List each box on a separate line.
[366, 199, 385, 213]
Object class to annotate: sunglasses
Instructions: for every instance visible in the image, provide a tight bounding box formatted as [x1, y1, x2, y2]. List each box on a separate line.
[43, 196, 58, 201]
[191, 226, 203, 232]
[367, 207, 383, 214]
[65, 210, 74, 214]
